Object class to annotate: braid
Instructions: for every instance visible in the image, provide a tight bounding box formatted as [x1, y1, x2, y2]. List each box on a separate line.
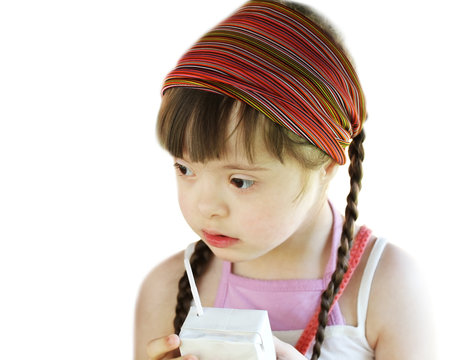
[310, 128, 366, 359]
[173, 240, 214, 334]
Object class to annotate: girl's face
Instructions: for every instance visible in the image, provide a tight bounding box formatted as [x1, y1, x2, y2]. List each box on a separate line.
[174, 118, 333, 264]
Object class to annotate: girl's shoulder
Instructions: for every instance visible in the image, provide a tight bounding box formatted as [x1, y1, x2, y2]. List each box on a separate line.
[366, 240, 436, 358]
[134, 250, 185, 358]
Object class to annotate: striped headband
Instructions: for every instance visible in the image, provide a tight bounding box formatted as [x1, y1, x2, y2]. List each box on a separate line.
[162, 0, 366, 164]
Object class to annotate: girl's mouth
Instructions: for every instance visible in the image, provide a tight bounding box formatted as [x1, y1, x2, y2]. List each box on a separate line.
[202, 230, 240, 248]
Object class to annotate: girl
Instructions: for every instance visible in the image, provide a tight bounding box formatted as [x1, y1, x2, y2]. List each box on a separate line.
[135, 1, 435, 359]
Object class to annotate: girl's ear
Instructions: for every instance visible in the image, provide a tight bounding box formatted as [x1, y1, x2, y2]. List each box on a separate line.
[320, 160, 339, 182]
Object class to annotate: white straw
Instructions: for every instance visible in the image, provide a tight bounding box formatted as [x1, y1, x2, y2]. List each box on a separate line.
[184, 242, 204, 316]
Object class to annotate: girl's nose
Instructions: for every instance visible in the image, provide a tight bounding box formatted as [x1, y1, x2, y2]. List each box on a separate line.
[197, 185, 228, 219]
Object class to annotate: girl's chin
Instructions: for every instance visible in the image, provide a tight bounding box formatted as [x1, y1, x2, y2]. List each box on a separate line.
[206, 243, 264, 264]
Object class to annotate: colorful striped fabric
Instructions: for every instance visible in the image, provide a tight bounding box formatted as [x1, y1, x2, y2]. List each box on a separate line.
[162, 0, 366, 164]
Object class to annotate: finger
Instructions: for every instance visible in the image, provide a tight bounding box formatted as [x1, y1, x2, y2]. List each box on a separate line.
[273, 336, 306, 359]
[146, 334, 181, 360]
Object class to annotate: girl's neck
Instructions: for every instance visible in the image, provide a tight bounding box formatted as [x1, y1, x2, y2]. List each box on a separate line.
[232, 198, 335, 280]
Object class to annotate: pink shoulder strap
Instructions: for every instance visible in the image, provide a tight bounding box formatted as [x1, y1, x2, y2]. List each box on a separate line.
[294, 226, 372, 355]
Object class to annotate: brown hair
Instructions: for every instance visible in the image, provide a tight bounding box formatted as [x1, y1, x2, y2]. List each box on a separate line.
[157, 87, 330, 169]
[157, 1, 366, 358]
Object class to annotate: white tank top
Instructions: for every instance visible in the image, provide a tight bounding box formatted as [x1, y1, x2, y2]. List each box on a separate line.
[274, 237, 387, 359]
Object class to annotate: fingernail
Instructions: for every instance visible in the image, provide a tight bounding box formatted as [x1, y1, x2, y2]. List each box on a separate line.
[166, 334, 178, 346]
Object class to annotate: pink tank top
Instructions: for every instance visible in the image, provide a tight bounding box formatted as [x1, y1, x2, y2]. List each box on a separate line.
[214, 201, 345, 331]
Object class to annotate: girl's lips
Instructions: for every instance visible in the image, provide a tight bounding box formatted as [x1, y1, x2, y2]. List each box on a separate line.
[202, 230, 239, 248]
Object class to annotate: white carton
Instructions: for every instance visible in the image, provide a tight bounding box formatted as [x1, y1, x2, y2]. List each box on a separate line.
[180, 307, 275, 360]
[179, 243, 276, 360]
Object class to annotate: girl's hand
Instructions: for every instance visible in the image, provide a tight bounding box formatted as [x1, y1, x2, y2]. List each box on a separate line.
[146, 334, 197, 360]
[147, 334, 304, 360]
[274, 336, 307, 360]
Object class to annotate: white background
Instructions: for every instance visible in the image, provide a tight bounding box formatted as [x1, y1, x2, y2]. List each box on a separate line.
[1, 0, 464, 358]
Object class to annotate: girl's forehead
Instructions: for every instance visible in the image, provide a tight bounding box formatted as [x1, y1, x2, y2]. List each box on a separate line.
[185, 133, 297, 173]
[180, 118, 278, 167]
[182, 139, 278, 168]
[224, 118, 275, 163]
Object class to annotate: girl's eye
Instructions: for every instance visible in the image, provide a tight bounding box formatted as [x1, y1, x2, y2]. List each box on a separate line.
[174, 163, 193, 176]
[231, 178, 255, 189]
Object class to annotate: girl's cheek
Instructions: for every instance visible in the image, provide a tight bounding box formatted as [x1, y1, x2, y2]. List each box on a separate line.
[177, 192, 195, 222]
[243, 201, 297, 235]
[240, 210, 281, 236]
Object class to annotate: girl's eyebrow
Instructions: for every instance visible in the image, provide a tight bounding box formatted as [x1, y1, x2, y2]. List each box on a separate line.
[222, 164, 270, 171]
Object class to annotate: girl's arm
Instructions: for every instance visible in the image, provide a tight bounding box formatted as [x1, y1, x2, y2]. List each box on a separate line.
[369, 244, 437, 359]
[134, 251, 185, 360]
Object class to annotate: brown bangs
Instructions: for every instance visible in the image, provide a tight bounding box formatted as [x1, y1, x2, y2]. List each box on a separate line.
[157, 87, 329, 168]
